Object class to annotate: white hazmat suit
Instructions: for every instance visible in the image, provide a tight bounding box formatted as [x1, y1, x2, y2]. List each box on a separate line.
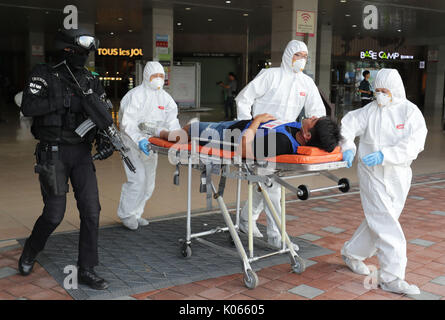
[236, 40, 326, 245]
[118, 62, 181, 227]
[340, 69, 428, 284]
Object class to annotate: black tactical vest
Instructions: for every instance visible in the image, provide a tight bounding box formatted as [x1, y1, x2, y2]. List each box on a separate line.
[31, 64, 97, 144]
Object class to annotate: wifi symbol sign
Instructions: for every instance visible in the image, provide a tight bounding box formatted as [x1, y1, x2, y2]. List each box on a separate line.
[301, 13, 311, 23]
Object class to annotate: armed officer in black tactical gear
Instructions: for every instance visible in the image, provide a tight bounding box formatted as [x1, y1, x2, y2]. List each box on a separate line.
[18, 27, 113, 290]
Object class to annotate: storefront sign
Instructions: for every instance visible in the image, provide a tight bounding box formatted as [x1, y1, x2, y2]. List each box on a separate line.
[360, 50, 414, 60]
[97, 48, 143, 57]
[363, 5, 378, 30]
[296, 10, 315, 37]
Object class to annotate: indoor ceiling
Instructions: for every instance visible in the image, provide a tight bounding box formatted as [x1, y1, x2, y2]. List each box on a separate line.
[0, 0, 444, 43]
[319, 0, 445, 40]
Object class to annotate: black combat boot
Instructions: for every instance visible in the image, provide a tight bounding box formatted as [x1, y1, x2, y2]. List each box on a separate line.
[78, 267, 109, 290]
[18, 239, 38, 276]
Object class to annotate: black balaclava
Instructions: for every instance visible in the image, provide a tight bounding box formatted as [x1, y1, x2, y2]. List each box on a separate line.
[64, 48, 89, 70]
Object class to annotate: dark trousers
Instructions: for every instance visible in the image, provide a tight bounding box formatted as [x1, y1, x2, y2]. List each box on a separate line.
[224, 97, 235, 119]
[28, 143, 101, 268]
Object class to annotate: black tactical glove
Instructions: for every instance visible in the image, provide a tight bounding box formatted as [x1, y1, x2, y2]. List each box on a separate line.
[93, 132, 114, 160]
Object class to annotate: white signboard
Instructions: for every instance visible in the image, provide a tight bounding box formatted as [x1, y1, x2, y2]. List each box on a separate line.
[296, 10, 316, 37]
[170, 65, 199, 108]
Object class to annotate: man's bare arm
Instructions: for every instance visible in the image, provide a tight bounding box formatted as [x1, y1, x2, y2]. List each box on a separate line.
[237, 114, 276, 159]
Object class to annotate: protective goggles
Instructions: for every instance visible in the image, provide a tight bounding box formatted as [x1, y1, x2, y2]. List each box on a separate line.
[74, 35, 100, 51]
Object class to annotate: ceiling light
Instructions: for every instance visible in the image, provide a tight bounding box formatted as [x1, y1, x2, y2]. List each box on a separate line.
[45, 11, 49, 14]
[352, 24, 357, 28]
[177, 22, 182, 26]
[243, 13, 249, 17]
[208, 18, 213, 22]
[118, 17, 123, 21]
[345, 14, 350, 17]
[397, 29, 402, 32]
[110, 32, 114, 35]
[226, 0, 231, 3]
[185, 7, 191, 10]
[128, 29, 133, 33]
[340, 0, 347, 3]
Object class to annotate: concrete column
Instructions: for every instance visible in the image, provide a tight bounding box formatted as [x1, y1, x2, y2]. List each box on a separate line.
[424, 45, 445, 120]
[152, 7, 173, 64]
[316, 23, 332, 98]
[141, 7, 173, 88]
[271, 0, 318, 80]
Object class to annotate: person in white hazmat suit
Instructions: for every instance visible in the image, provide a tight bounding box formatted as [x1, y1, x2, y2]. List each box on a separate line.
[236, 40, 326, 249]
[340, 68, 427, 295]
[118, 62, 181, 230]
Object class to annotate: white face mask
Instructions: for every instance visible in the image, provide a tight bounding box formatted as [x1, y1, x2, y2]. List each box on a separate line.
[149, 77, 164, 90]
[292, 59, 306, 73]
[375, 92, 392, 107]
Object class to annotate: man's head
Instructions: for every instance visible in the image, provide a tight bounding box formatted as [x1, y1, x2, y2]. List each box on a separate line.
[374, 68, 406, 106]
[281, 40, 308, 74]
[300, 116, 341, 152]
[55, 27, 99, 69]
[228, 72, 236, 81]
[363, 70, 370, 81]
[143, 61, 165, 90]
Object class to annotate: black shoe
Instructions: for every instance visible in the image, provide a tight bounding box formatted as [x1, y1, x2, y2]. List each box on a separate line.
[18, 240, 37, 276]
[78, 267, 109, 290]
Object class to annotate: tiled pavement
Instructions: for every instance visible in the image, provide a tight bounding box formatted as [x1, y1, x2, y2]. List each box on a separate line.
[1, 172, 445, 300]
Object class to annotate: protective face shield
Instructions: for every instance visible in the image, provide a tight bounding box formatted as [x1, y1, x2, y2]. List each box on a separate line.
[149, 77, 164, 90]
[55, 28, 99, 52]
[375, 91, 392, 107]
[55, 28, 99, 69]
[292, 58, 306, 73]
[75, 35, 100, 51]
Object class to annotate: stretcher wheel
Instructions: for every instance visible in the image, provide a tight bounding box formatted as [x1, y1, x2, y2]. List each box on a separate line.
[338, 178, 350, 193]
[181, 243, 192, 258]
[291, 255, 306, 274]
[297, 185, 310, 201]
[243, 269, 259, 289]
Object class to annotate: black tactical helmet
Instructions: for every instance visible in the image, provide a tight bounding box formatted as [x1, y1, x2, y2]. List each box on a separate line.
[55, 27, 99, 52]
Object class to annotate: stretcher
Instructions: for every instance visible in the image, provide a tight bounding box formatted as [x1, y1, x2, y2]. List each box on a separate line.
[148, 137, 350, 289]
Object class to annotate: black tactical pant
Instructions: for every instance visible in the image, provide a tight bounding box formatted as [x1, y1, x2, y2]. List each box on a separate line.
[28, 142, 101, 268]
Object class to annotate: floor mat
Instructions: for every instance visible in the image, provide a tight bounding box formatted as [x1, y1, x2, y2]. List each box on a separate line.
[19, 213, 333, 300]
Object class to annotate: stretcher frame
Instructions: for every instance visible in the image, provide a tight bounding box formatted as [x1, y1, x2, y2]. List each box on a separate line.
[149, 137, 349, 289]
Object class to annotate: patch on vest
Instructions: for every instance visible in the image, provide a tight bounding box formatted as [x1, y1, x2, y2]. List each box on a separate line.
[29, 77, 48, 96]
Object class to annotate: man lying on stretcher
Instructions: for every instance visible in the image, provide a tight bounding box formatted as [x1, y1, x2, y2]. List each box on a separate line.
[140, 113, 340, 159]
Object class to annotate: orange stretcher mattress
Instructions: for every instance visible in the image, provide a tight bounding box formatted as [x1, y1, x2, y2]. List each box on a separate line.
[148, 137, 343, 164]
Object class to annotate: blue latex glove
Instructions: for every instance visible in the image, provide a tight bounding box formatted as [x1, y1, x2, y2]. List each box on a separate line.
[138, 139, 150, 156]
[342, 150, 355, 168]
[362, 151, 384, 167]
